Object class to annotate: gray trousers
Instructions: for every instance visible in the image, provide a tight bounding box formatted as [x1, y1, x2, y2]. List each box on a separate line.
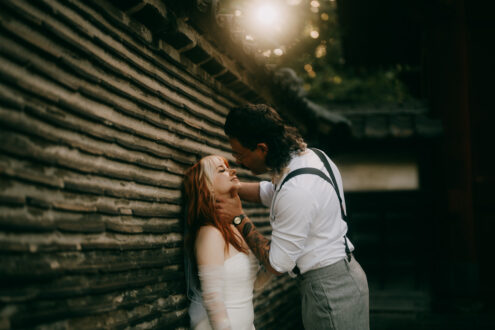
[297, 255, 369, 330]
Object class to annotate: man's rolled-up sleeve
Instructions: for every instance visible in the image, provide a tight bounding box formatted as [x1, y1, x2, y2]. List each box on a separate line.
[268, 186, 317, 273]
[259, 181, 275, 207]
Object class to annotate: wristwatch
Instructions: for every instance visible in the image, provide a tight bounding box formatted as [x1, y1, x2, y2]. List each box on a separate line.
[232, 214, 245, 226]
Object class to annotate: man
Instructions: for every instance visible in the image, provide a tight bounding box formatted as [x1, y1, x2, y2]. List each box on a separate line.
[216, 104, 369, 329]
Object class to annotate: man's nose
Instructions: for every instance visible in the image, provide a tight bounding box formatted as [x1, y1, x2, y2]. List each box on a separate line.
[229, 168, 236, 176]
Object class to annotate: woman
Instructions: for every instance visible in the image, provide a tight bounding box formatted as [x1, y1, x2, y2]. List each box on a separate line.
[184, 155, 268, 330]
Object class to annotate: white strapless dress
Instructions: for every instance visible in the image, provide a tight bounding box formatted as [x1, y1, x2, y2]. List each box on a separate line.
[190, 252, 259, 330]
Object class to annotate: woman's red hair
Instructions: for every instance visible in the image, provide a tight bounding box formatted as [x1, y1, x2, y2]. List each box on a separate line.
[183, 156, 248, 257]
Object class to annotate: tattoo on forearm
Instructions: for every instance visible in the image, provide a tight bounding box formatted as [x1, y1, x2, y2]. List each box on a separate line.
[240, 220, 272, 270]
[242, 222, 252, 237]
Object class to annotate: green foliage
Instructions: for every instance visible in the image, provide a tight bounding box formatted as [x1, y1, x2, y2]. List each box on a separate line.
[255, 0, 417, 106]
[226, 0, 418, 106]
[304, 64, 418, 105]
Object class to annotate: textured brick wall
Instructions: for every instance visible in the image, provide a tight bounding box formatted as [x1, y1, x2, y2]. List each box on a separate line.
[0, 0, 299, 328]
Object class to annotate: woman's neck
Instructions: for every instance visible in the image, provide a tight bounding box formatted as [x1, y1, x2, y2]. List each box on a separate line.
[215, 189, 238, 200]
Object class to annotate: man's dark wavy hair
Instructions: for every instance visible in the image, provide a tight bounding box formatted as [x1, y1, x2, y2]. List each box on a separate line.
[224, 104, 306, 173]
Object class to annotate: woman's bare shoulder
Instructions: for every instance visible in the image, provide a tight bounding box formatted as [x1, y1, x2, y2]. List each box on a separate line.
[197, 225, 222, 236]
[195, 225, 225, 263]
[196, 225, 224, 246]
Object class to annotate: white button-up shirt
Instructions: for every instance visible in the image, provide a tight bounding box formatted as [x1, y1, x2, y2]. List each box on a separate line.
[260, 149, 354, 275]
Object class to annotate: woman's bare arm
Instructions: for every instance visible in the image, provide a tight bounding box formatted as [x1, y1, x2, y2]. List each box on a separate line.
[195, 227, 231, 329]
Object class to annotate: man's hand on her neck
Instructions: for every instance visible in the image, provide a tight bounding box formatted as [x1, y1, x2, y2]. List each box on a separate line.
[216, 189, 282, 275]
[215, 195, 243, 224]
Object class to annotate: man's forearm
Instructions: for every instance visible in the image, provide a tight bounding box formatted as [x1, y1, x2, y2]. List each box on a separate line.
[238, 182, 261, 203]
[237, 216, 282, 275]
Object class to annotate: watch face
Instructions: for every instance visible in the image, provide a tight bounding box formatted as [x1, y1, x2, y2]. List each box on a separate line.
[233, 216, 242, 225]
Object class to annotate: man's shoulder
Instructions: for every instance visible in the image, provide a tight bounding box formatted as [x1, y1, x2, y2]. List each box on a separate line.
[288, 148, 326, 169]
[281, 160, 336, 196]
[277, 177, 318, 204]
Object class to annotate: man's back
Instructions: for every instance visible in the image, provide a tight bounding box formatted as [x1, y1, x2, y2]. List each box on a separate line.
[259, 149, 353, 274]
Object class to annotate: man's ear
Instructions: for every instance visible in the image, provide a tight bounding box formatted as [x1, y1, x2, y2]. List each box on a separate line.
[256, 143, 268, 155]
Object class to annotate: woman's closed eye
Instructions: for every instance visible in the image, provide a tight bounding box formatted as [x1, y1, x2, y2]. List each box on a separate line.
[217, 166, 227, 173]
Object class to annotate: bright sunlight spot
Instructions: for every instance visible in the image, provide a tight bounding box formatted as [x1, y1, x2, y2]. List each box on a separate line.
[310, 1, 320, 8]
[263, 50, 272, 57]
[255, 4, 280, 27]
[286, 0, 302, 5]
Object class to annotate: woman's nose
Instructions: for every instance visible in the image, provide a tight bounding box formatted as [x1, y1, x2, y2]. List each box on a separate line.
[230, 169, 236, 176]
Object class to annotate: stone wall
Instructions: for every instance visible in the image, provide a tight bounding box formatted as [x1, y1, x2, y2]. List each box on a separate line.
[0, 0, 300, 328]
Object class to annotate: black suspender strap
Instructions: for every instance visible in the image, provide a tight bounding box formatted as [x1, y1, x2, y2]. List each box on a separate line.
[310, 148, 348, 221]
[277, 149, 352, 275]
[310, 148, 352, 260]
[279, 167, 333, 190]
[278, 149, 348, 223]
